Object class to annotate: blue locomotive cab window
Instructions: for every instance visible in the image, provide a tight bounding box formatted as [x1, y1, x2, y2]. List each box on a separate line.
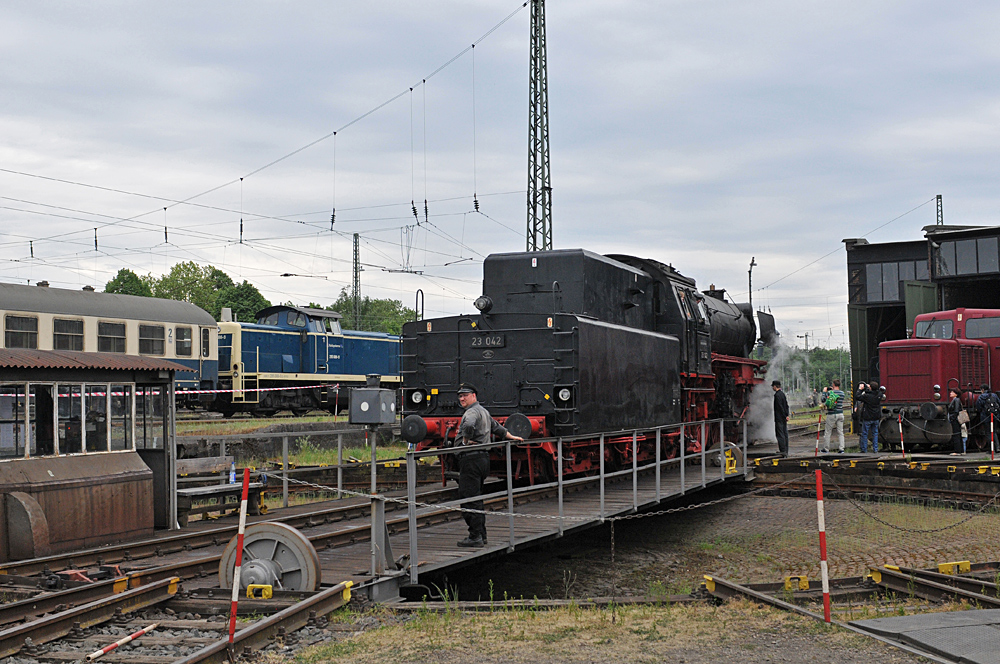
[324, 319, 342, 335]
[262, 313, 280, 326]
[914, 319, 953, 339]
[966, 317, 1000, 340]
[288, 312, 307, 328]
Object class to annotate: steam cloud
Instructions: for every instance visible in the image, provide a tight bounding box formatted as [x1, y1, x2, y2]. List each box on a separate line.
[747, 344, 805, 443]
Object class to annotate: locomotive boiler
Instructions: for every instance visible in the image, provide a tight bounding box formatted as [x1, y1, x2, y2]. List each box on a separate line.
[400, 249, 776, 482]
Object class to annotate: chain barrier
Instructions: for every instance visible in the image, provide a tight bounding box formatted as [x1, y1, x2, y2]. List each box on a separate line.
[822, 472, 1000, 534]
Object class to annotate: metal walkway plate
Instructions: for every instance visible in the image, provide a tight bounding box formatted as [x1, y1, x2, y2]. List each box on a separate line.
[852, 610, 1000, 664]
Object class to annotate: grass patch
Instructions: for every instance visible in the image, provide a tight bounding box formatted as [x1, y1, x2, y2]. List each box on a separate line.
[291, 600, 890, 664]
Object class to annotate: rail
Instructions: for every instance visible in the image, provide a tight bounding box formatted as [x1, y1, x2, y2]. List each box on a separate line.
[403, 417, 749, 585]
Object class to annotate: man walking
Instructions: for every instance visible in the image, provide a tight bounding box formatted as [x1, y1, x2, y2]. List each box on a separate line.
[454, 383, 523, 548]
[822, 379, 846, 453]
[772, 380, 789, 457]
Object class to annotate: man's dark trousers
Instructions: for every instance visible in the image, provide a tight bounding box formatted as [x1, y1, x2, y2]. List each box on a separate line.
[458, 451, 490, 540]
[775, 420, 789, 456]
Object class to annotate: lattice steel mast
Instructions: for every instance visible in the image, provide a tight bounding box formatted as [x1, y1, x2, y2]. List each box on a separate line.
[353, 233, 361, 329]
[527, 0, 552, 251]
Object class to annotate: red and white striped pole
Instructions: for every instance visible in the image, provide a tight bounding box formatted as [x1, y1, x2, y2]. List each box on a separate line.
[992, 413, 995, 461]
[898, 414, 906, 457]
[814, 413, 822, 457]
[86, 623, 158, 661]
[227, 468, 251, 652]
[815, 469, 831, 623]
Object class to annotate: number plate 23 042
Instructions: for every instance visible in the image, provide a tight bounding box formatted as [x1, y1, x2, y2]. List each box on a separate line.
[470, 333, 505, 348]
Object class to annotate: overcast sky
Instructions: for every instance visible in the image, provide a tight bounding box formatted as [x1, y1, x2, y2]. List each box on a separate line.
[2, 1, 999, 347]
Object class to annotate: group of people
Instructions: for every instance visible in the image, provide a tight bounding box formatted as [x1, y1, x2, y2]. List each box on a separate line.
[771, 378, 885, 456]
[946, 383, 1000, 455]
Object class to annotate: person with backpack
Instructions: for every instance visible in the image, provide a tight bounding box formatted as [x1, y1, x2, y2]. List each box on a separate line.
[821, 379, 846, 453]
[856, 382, 885, 453]
[975, 384, 1000, 449]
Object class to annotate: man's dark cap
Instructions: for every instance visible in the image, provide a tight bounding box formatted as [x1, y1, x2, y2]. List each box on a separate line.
[457, 383, 478, 395]
[771, 380, 781, 387]
[983, 384, 992, 392]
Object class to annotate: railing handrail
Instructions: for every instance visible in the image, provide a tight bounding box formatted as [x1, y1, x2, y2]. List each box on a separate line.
[408, 416, 739, 460]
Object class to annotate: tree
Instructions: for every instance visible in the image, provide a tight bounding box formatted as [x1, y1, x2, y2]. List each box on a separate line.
[104, 268, 153, 297]
[325, 288, 416, 335]
[151, 261, 220, 314]
[217, 281, 271, 323]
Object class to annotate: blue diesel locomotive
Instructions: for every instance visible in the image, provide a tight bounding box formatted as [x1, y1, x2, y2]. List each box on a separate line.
[214, 305, 400, 416]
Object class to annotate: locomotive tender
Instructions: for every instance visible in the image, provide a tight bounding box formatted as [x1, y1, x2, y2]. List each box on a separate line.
[214, 305, 400, 416]
[400, 249, 776, 482]
[878, 308, 1000, 450]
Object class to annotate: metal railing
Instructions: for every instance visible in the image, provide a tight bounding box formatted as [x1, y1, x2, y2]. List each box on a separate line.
[403, 417, 749, 585]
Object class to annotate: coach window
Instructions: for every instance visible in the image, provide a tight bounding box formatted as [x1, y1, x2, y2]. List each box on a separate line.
[288, 312, 307, 327]
[110, 385, 132, 451]
[98, 322, 127, 353]
[201, 328, 211, 357]
[5, 315, 38, 349]
[53, 318, 84, 351]
[84, 384, 109, 452]
[139, 325, 165, 355]
[176, 326, 193, 356]
[0, 384, 27, 459]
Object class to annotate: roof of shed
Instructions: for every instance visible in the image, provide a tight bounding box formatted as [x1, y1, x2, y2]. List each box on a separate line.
[0, 348, 188, 372]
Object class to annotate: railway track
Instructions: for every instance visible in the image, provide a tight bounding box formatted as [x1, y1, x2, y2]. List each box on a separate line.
[701, 562, 1000, 664]
[0, 474, 618, 660]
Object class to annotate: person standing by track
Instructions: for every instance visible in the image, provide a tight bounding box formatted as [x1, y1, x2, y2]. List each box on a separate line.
[772, 380, 789, 457]
[821, 379, 846, 453]
[856, 382, 885, 454]
[948, 386, 965, 455]
[454, 383, 524, 548]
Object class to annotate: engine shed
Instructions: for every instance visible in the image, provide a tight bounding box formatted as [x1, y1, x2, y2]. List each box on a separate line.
[845, 224, 1000, 385]
[0, 349, 182, 562]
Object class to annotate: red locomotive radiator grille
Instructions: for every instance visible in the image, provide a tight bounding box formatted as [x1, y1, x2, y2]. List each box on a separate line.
[960, 344, 988, 388]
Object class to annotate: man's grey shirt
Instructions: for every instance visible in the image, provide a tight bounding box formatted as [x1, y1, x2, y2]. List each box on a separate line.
[459, 401, 508, 446]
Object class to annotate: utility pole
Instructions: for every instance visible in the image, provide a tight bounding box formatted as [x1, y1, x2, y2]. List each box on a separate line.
[748, 257, 757, 311]
[797, 332, 810, 351]
[936, 194, 944, 225]
[527, 0, 552, 251]
[353, 233, 361, 330]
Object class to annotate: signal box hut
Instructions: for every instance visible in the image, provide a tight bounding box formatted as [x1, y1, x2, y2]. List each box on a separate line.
[0, 349, 182, 562]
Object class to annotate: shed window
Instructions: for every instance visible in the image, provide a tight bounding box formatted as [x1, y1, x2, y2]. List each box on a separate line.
[53, 318, 84, 351]
[139, 325, 165, 355]
[915, 260, 929, 280]
[201, 328, 211, 357]
[5, 315, 37, 349]
[957, 239, 978, 275]
[881, 262, 899, 301]
[979, 237, 999, 273]
[176, 326, 192, 356]
[899, 261, 915, 282]
[866, 264, 883, 302]
[98, 322, 126, 353]
[939, 242, 956, 277]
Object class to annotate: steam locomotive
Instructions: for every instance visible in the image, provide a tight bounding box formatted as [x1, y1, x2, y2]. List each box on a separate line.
[400, 249, 777, 482]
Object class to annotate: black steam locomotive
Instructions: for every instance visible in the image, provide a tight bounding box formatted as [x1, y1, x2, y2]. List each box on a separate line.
[400, 249, 776, 482]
